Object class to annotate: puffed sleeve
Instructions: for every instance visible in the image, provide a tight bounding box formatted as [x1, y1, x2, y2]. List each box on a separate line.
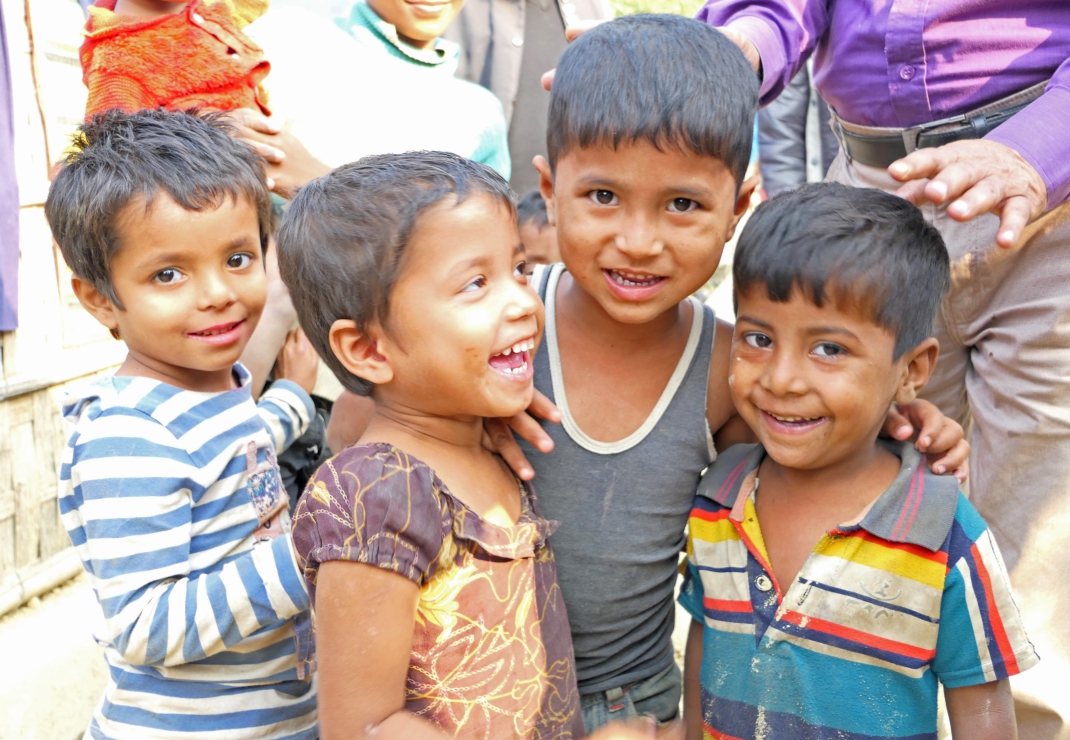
[291, 445, 451, 606]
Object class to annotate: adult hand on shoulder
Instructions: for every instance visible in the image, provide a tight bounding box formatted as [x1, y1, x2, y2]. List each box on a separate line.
[226, 108, 332, 196]
[481, 389, 562, 480]
[889, 139, 1047, 249]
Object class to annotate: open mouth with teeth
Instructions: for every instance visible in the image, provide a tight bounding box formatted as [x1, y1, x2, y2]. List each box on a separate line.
[186, 319, 245, 346]
[489, 337, 535, 380]
[761, 409, 827, 434]
[603, 269, 667, 300]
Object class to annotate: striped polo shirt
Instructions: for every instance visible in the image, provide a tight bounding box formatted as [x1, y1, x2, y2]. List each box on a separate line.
[59, 365, 318, 739]
[679, 441, 1038, 740]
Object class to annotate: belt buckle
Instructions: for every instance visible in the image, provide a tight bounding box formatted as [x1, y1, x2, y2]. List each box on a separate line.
[901, 113, 968, 154]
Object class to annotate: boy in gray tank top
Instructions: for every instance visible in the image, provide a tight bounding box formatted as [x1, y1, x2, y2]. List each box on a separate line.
[493, 16, 972, 733]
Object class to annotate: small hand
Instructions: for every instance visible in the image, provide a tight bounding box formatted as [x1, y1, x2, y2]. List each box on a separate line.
[884, 399, 969, 483]
[482, 389, 562, 480]
[889, 139, 1047, 249]
[226, 107, 331, 195]
[274, 328, 319, 395]
[540, 19, 608, 91]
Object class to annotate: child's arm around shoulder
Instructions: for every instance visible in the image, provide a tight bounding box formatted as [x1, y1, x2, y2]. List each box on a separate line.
[256, 378, 315, 454]
[67, 408, 308, 668]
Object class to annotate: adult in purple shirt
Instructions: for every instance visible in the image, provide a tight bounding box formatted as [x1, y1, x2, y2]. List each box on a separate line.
[699, 2, 1070, 737]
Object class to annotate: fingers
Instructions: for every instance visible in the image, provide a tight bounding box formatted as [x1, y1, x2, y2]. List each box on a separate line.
[994, 195, 1033, 248]
[527, 388, 563, 423]
[486, 418, 536, 480]
[882, 405, 914, 441]
[228, 107, 282, 135]
[888, 149, 945, 184]
[928, 439, 971, 482]
[564, 18, 603, 41]
[245, 139, 286, 164]
[541, 68, 556, 92]
[506, 409, 555, 453]
[894, 177, 931, 206]
[904, 399, 962, 454]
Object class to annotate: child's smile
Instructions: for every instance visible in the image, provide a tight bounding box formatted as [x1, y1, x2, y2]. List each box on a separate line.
[730, 286, 918, 473]
[488, 337, 536, 381]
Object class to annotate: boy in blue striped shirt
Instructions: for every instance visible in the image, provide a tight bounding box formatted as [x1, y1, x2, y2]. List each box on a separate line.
[46, 110, 318, 740]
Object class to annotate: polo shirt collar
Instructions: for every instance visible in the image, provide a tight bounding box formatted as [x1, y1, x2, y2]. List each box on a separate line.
[697, 439, 960, 551]
[347, 1, 459, 67]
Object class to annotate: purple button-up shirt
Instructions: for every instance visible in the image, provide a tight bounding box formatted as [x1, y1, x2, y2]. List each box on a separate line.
[697, 1, 1070, 207]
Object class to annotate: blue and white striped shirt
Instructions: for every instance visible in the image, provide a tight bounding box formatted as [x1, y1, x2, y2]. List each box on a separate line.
[59, 365, 318, 740]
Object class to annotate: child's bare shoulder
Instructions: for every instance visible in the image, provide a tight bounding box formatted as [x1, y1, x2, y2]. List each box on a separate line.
[706, 318, 748, 441]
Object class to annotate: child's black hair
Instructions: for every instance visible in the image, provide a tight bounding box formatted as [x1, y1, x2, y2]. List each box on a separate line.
[276, 150, 516, 397]
[45, 109, 273, 308]
[733, 183, 950, 358]
[517, 189, 549, 229]
[547, 14, 758, 188]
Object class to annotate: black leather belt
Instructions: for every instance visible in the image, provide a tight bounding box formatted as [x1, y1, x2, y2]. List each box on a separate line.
[836, 102, 1032, 169]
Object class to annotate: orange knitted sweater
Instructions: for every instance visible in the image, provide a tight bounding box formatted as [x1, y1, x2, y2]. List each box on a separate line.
[81, 0, 271, 118]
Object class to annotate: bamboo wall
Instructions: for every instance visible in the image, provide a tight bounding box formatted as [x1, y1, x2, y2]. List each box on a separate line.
[0, 0, 125, 613]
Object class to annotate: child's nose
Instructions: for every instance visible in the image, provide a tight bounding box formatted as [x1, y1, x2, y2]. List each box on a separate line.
[199, 270, 238, 309]
[762, 350, 808, 396]
[615, 214, 665, 259]
[504, 279, 542, 321]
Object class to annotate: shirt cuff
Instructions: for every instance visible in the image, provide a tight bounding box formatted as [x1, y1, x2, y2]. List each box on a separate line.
[724, 16, 787, 103]
[985, 84, 1070, 210]
[267, 379, 317, 421]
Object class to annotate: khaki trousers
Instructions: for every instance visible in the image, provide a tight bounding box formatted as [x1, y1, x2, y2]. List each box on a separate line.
[827, 152, 1070, 740]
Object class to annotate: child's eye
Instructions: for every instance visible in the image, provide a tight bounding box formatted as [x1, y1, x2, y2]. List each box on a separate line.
[743, 332, 772, 349]
[227, 253, 253, 269]
[668, 198, 698, 213]
[153, 268, 183, 285]
[813, 342, 846, 358]
[461, 276, 487, 293]
[514, 261, 535, 282]
[590, 190, 618, 206]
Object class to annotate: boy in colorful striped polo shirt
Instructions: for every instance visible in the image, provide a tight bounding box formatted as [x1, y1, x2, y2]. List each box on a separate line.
[47, 110, 317, 739]
[679, 183, 1038, 740]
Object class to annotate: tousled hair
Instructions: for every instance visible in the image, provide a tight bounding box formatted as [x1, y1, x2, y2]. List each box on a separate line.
[516, 189, 549, 229]
[45, 109, 273, 307]
[547, 14, 757, 187]
[276, 151, 515, 396]
[733, 183, 950, 358]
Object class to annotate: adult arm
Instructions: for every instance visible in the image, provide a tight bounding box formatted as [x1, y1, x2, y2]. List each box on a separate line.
[226, 108, 332, 195]
[890, 56, 1070, 248]
[945, 680, 1017, 740]
[695, 0, 830, 105]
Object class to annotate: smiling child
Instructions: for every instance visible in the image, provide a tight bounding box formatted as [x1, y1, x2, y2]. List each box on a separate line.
[679, 184, 1037, 740]
[277, 151, 670, 740]
[47, 110, 317, 739]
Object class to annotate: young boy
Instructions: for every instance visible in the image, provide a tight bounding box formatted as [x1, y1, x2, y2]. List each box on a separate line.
[47, 110, 317, 739]
[680, 184, 1037, 739]
[504, 15, 969, 732]
[517, 188, 561, 265]
[81, 0, 271, 117]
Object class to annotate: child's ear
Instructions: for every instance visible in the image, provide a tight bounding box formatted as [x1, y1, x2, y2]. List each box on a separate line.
[71, 276, 120, 334]
[534, 155, 557, 227]
[894, 337, 940, 405]
[329, 319, 394, 387]
[727, 174, 760, 238]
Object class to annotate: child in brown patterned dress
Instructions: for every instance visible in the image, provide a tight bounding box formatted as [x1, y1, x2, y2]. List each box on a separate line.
[276, 151, 678, 739]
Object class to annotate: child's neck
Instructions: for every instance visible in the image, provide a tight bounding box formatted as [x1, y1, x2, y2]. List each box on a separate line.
[113, 0, 188, 19]
[359, 398, 522, 528]
[116, 352, 238, 393]
[759, 440, 899, 504]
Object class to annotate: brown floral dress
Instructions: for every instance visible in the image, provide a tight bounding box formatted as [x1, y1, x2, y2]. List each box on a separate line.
[292, 443, 584, 739]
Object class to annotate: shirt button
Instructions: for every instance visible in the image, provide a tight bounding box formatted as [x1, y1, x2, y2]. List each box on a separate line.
[191, 12, 205, 24]
[899, 65, 915, 80]
[512, 35, 524, 47]
[755, 574, 773, 593]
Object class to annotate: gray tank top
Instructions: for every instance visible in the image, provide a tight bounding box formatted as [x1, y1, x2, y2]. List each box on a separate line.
[522, 264, 717, 694]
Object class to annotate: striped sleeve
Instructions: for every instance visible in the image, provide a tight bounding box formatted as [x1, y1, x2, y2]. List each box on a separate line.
[65, 408, 310, 668]
[257, 380, 315, 455]
[932, 495, 1039, 688]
